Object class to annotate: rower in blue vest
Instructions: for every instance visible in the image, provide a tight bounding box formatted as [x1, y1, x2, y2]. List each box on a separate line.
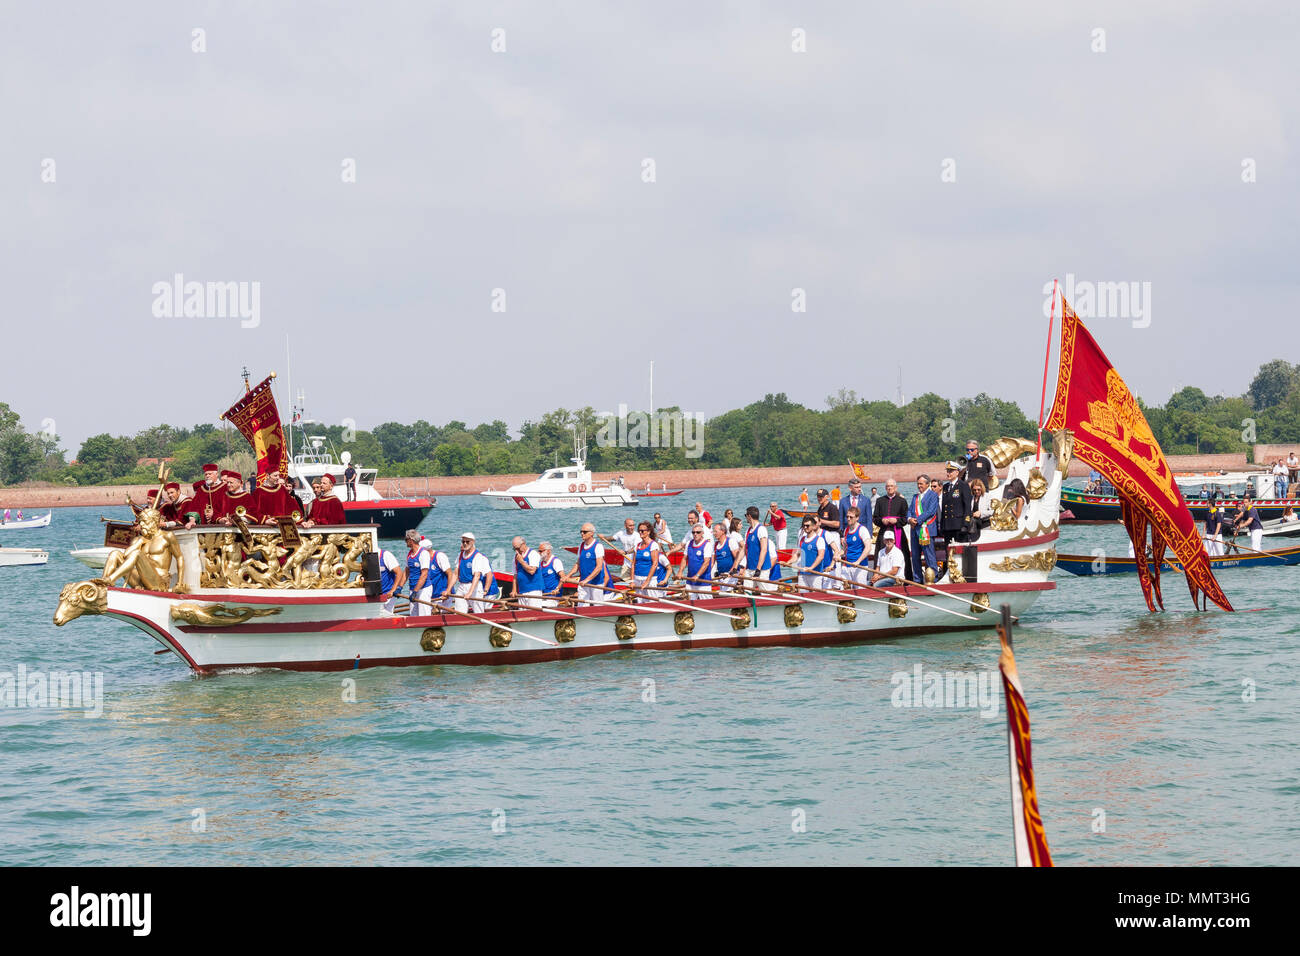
[766, 535, 783, 583]
[711, 521, 740, 593]
[797, 516, 829, 592]
[840, 506, 872, 589]
[679, 522, 715, 600]
[454, 531, 498, 613]
[743, 506, 774, 593]
[376, 547, 406, 613]
[537, 541, 564, 607]
[512, 536, 545, 608]
[425, 541, 453, 610]
[404, 530, 433, 615]
[630, 520, 664, 602]
[569, 522, 612, 605]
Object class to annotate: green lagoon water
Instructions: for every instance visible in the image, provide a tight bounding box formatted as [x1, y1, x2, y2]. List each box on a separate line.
[1, 485, 1297, 865]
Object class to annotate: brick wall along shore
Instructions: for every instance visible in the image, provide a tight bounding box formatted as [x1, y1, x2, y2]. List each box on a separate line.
[0, 451, 1266, 509]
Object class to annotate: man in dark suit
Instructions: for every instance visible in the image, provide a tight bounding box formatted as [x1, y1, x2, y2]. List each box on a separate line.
[938, 461, 973, 581]
[872, 478, 913, 581]
[839, 478, 872, 544]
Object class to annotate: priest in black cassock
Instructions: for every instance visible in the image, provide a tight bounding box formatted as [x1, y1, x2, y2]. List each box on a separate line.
[872, 479, 914, 581]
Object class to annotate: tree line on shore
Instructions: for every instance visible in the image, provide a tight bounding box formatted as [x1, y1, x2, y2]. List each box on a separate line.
[3, 359, 1300, 486]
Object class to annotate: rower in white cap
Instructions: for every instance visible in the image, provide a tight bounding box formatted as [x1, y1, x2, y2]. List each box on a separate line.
[454, 531, 499, 613]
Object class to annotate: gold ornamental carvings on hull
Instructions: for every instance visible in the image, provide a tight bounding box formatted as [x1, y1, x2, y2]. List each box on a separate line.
[989, 548, 1058, 573]
[199, 531, 371, 589]
[169, 603, 282, 627]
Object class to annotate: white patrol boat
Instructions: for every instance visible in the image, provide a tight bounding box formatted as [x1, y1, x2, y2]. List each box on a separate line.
[479, 433, 642, 509]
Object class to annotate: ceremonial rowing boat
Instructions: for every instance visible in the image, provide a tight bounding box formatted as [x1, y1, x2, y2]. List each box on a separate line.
[52, 433, 1071, 674]
[1055, 542, 1300, 575]
[1061, 471, 1293, 523]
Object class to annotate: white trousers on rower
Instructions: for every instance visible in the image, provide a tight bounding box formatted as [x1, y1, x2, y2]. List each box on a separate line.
[774, 528, 788, 548]
[841, 564, 872, 588]
[686, 582, 713, 600]
[748, 571, 775, 593]
[454, 582, 488, 614]
[1251, 529, 1263, 552]
[517, 590, 543, 609]
[408, 584, 432, 616]
[633, 574, 664, 602]
[578, 584, 607, 605]
[798, 571, 825, 592]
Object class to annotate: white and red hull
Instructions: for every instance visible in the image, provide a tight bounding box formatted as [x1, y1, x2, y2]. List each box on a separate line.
[482, 490, 638, 510]
[94, 579, 1052, 674]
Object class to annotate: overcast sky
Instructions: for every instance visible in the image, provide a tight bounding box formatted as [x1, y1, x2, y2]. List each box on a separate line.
[3, 1, 1296, 454]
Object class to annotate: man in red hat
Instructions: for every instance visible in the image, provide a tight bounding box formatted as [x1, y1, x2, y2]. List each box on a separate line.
[302, 473, 346, 527]
[158, 482, 191, 528]
[213, 469, 254, 524]
[253, 469, 300, 525]
[189, 464, 224, 525]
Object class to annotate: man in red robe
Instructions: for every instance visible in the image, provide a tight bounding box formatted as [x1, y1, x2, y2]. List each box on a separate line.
[159, 482, 192, 528]
[303, 473, 347, 526]
[253, 470, 301, 525]
[214, 470, 255, 525]
[189, 464, 225, 525]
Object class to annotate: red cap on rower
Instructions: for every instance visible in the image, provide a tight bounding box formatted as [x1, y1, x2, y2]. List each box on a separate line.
[202, 463, 219, 472]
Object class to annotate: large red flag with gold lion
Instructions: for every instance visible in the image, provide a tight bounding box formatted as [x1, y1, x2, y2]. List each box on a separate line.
[1045, 298, 1232, 612]
[221, 375, 289, 482]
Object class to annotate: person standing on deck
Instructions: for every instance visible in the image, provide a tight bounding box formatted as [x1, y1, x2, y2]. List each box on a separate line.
[454, 532, 498, 613]
[570, 523, 612, 605]
[711, 521, 740, 593]
[840, 507, 872, 588]
[678, 523, 715, 600]
[908, 474, 940, 582]
[537, 542, 564, 607]
[872, 479, 914, 581]
[743, 506, 774, 593]
[302, 473, 346, 527]
[404, 530, 432, 615]
[376, 547, 407, 613]
[815, 489, 841, 552]
[839, 478, 872, 547]
[938, 462, 972, 580]
[796, 517, 831, 592]
[512, 536, 544, 608]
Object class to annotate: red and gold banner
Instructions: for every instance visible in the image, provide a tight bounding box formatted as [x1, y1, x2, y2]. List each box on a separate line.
[998, 623, 1053, 867]
[848, 459, 871, 482]
[1045, 298, 1231, 612]
[220, 375, 289, 482]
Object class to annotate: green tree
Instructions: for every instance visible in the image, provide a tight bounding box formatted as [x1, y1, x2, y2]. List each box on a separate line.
[1248, 360, 1300, 410]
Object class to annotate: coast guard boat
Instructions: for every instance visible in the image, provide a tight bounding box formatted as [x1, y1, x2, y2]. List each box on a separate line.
[480, 433, 642, 509]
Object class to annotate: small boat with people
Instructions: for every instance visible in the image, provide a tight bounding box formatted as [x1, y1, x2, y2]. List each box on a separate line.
[0, 510, 52, 530]
[1061, 470, 1294, 523]
[1, 547, 49, 567]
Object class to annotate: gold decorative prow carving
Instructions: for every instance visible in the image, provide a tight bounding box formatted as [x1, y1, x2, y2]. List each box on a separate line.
[673, 611, 695, 635]
[783, 604, 804, 628]
[420, 627, 446, 652]
[614, 615, 637, 640]
[836, 601, 857, 624]
[102, 509, 186, 593]
[888, 597, 909, 618]
[946, 553, 966, 584]
[488, 626, 512, 648]
[985, 437, 1038, 469]
[169, 603, 282, 627]
[969, 593, 991, 614]
[53, 579, 109, 626]
[729, 608, 751, 630]
[1026, 467, 1048, 500]
[553, 619, 577, 643]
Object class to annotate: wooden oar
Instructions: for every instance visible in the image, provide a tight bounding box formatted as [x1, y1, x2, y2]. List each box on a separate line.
[568, 589, 744, 626]
[771, 577, 879, 613]
[405, 594, 556, 647]
[613, 581, 754, 623]
[1200, 534, 1288, 563]
[816, 569, 979, 621]
[728, 578, 855, 609]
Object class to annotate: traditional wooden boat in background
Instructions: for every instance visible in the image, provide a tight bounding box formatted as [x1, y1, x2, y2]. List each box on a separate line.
[1055, 542, 1300, 575]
